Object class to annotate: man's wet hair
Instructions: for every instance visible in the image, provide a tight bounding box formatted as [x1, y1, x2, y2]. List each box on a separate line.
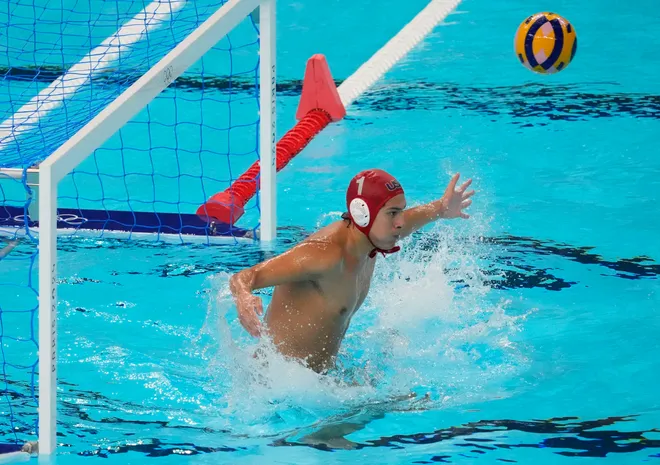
[341, 212, 352, 227]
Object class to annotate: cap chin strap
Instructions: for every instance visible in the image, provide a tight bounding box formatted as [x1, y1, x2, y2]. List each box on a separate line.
[342, 212, 401, 258]
[366, 233, 400, 258]
[368, 245, 400, 259]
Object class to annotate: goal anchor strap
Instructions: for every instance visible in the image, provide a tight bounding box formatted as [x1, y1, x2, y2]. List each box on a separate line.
[196, 54, 345, 225]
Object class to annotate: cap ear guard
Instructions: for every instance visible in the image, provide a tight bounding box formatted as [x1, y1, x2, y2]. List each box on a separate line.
[349, 198, 370, 228]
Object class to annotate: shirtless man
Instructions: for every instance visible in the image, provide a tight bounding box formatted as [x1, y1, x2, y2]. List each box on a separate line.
[229, 169, 474, 373]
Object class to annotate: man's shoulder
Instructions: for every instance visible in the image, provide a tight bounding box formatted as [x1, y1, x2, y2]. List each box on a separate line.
[304, 221, 348, 245]
[307, 219, 350, 239]
[295, 222, 347, 261]
[296, 236, 344, 258]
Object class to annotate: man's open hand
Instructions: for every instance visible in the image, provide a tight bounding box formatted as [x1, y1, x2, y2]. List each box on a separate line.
[236, 293, 264, 337]
[442, 173, 475, 219]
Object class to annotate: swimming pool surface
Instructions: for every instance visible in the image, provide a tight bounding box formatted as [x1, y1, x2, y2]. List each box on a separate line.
[1, 0, 660, 463]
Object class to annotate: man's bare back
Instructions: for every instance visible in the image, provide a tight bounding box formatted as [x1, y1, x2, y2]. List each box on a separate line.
[229, 169, 474, 373]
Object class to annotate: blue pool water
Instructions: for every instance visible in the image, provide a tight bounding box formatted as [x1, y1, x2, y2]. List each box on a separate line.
[2, 0, 660, 463]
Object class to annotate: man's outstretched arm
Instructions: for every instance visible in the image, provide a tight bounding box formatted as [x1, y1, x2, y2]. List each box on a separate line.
[229, 241, 343, 336]
[399, 173, 474, 239]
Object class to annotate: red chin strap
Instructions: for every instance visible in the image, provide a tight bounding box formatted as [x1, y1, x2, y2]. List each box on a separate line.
[368, 244, 400, 258]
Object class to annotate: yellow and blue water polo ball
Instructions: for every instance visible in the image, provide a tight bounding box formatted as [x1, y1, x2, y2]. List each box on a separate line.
[514, 12, 577, 74]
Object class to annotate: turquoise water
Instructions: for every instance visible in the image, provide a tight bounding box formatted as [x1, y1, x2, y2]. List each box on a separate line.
[1, 0, 660, 463]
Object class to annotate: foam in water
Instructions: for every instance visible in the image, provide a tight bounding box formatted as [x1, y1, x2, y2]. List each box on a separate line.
[195, 219, 534, 438]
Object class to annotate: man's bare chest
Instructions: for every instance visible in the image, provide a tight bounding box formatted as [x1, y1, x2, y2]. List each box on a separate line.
[317, 259, 376, 313]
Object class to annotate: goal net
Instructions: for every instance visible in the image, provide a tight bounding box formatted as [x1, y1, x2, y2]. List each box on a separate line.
[0, 0, 274, 456]
[1, 0, 463, 456]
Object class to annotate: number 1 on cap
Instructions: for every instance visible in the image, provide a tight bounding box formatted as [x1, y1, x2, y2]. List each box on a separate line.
[356, 176, 365, 196]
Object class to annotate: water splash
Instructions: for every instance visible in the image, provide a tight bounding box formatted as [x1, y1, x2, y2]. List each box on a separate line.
[346, 224, 534, 408]
[195, 220, 535, 438]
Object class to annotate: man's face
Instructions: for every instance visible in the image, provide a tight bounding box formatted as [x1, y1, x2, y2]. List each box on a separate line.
[369, 194, 406, 249]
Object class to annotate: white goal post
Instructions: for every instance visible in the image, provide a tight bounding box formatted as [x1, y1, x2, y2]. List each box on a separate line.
[28, 0, 276, 455]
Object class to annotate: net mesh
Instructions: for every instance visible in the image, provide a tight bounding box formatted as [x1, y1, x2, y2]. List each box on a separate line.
[0, 0, 261, 446]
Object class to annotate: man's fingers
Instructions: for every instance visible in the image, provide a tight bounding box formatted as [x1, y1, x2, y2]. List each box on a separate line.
[463, 189, 475, 200]
[238, 311, 249, 330]
[255, 301, 264, 316]
[251, 322, 262, 337]
[249, 305, 263, 336]
[248, 309, 262, 336]
[460, 212, 470, 219]
[238, 308, 261, 337]
[461, 199, 472, 208]
[445, 173, 460, 194]
[247, 315, 261, 337]
[458, 178, 472, 193]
